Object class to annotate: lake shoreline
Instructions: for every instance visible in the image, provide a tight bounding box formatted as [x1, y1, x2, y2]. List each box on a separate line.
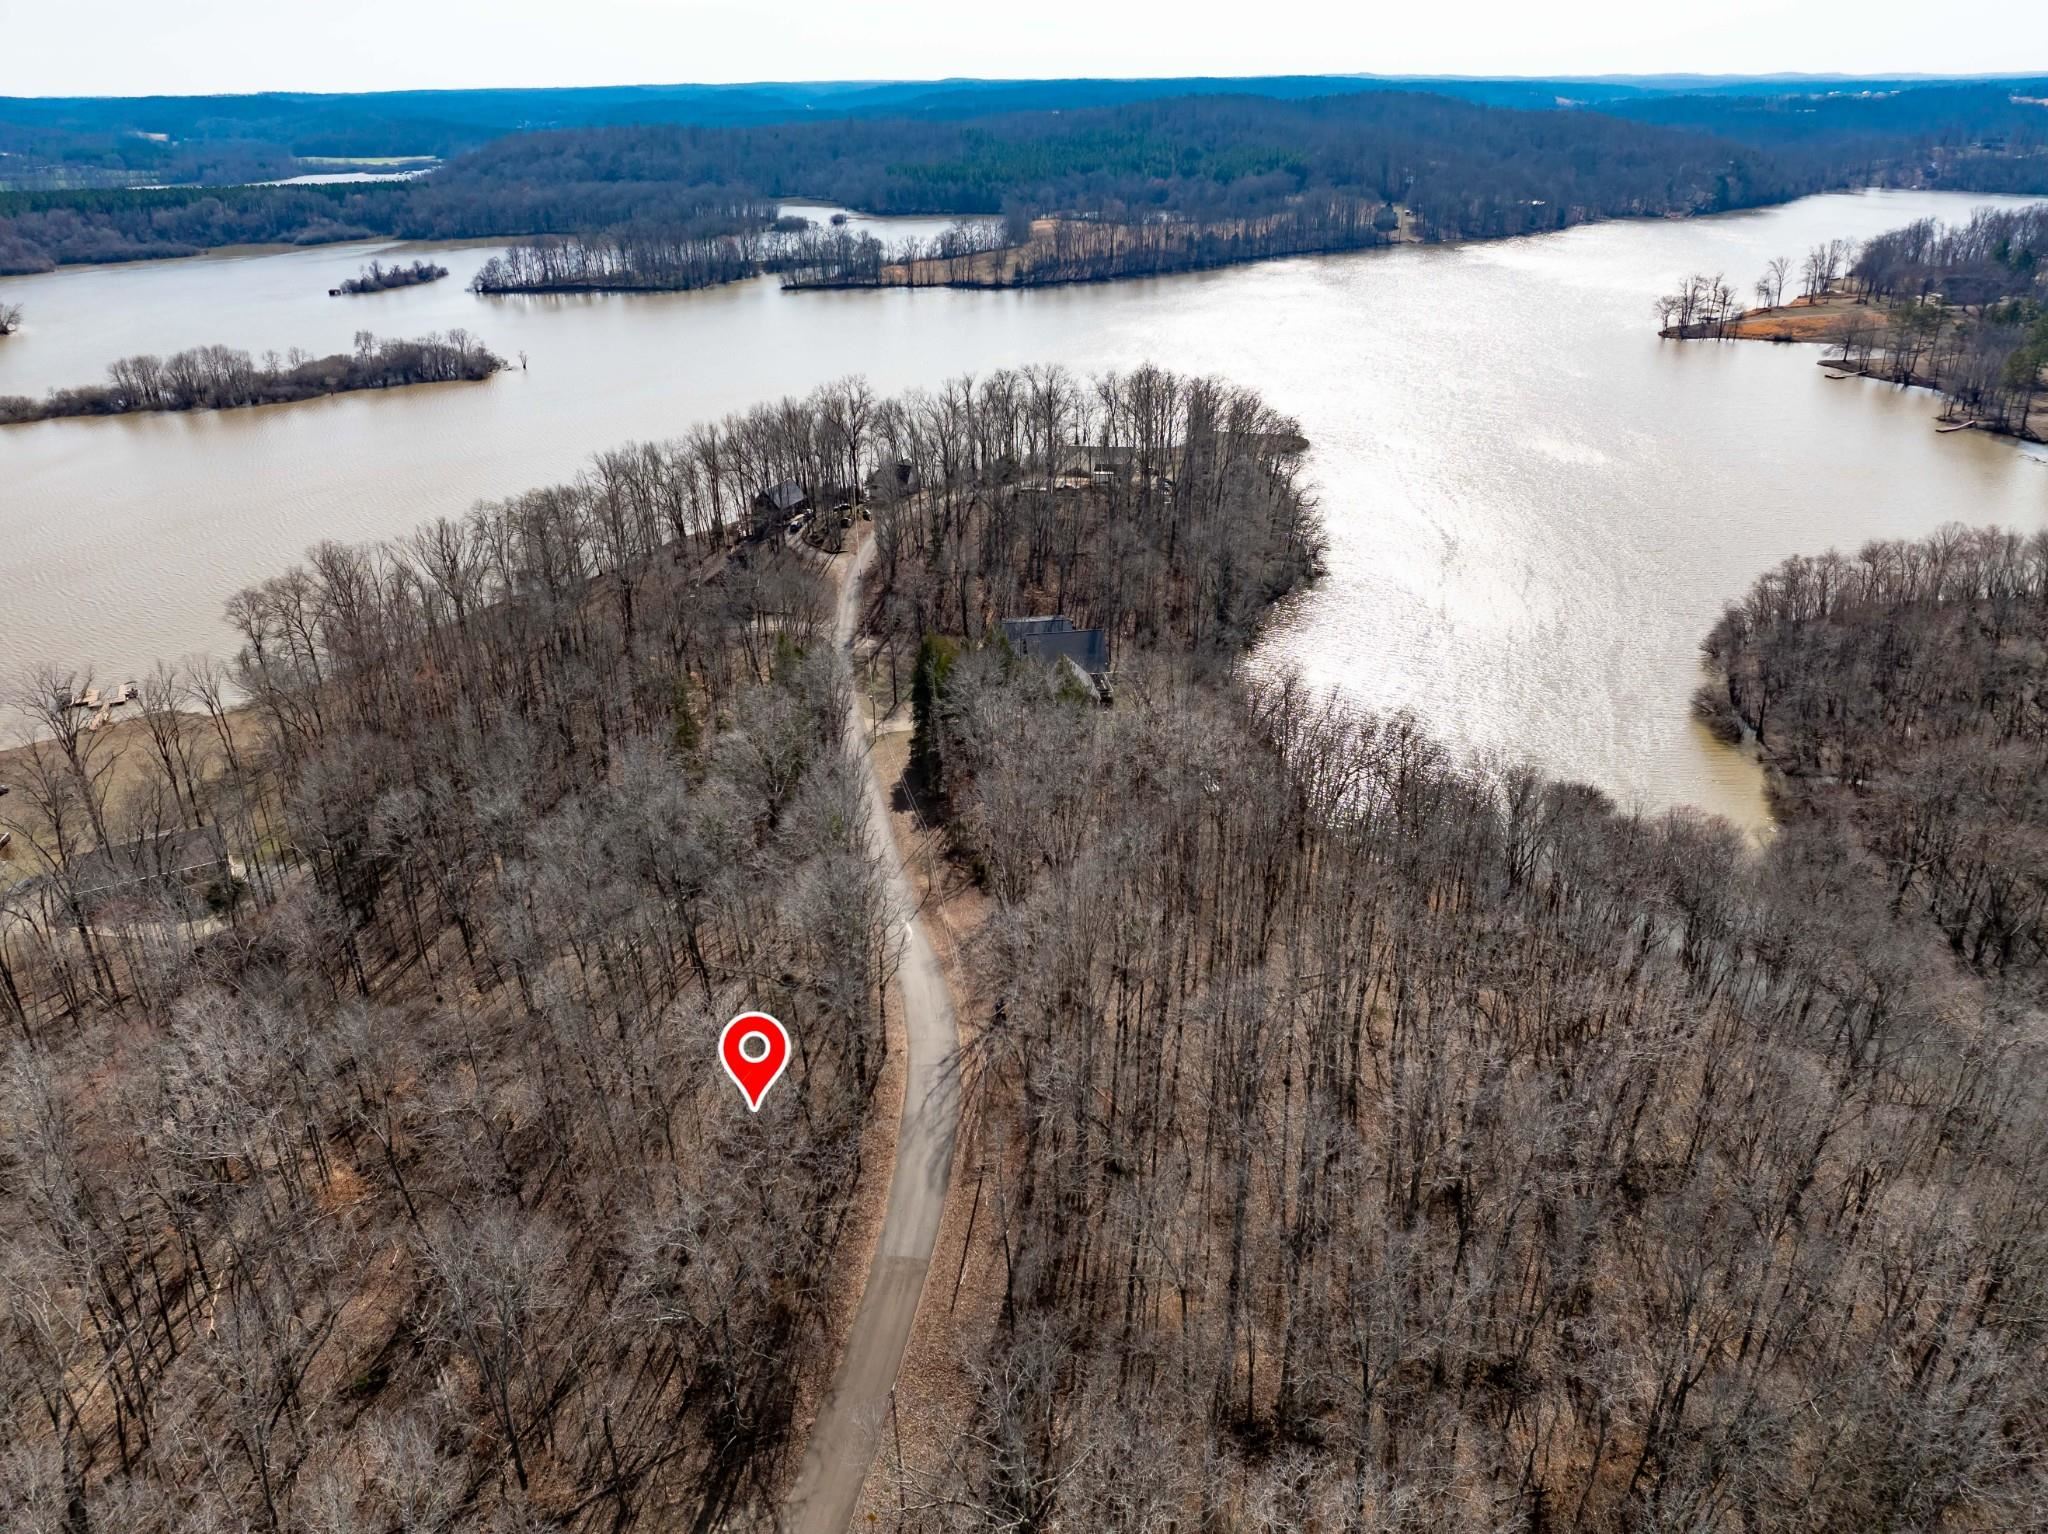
[1665, 294, 2046, 445]
[6, 188, 1776, 300]
[1808, 356, 2046, 443]
[7, 190, 2041, 827]
[0, 333, 504, 428]
[0, 187, 1944, 301]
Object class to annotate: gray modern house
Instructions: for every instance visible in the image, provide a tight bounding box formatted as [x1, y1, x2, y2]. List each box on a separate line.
[1000, 616, 1112, 703]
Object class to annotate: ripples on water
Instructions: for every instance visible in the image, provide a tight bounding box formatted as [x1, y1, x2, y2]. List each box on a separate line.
[2, 192, 2044, 822]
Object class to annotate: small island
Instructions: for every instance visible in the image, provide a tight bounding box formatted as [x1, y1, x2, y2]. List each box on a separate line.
[0, 330, 503, 425]
[0, 297, 21, 335]
[329, 258, 449, 296]
[471, 233, 755, 294]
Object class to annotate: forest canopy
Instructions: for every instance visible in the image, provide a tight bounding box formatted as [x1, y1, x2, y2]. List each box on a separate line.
[1703, 523, 2048, 973]
[6, 72, 2044, 182]
[4, 359, 2047, 1528]
[1826, 203, 2048, 438]
[847, 382, 2048, 1528]
[6, 79, 2044, 274]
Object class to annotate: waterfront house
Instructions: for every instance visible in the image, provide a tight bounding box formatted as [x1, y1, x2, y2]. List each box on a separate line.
[1055, 443, 1137, 480]
[37, 826, 243, 912]
[1000, 615, 1112, 703]
[753, 480, 811, 519]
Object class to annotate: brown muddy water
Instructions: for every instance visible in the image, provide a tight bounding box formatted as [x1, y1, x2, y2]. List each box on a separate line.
[3, 192, 2043, 823]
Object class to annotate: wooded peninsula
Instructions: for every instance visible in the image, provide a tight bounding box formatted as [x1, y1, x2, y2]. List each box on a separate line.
[1703, 523, 2048, 971]
[4, 360, 2045, 1531]
[0, 330, 503, 425]
[779, 200, 1402, 290]
[1660, 202, 2048, 440]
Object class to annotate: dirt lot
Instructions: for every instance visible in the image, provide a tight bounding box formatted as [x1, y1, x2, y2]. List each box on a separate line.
[1723, 294, 1890, 342]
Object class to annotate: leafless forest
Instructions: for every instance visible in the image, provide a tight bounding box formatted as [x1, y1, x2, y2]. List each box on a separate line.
[0, 367, 1335, 1531]
[0, 390, 899, 1528]
[782, 201, 1395, 290]
[903, 655, 2048, 1527]
[1705, 523, 2048, 976]
[333, 260, 449, 296]
[5, 362, 2044, 1531]
[470, 230, 761, 294]
[861, 366, 1322, 671]
[1717, 207, 2047, 438]
[1652, 272, 1742, 337]
[875, 425, 2048, 1523]
[0, 330, 504, 425]
[1852, 205, 2048, 310]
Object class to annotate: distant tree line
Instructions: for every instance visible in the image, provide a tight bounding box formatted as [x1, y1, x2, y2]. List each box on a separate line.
[0, 127, 301, 192]
[332, 256, 448, 294]
[0, 329, 503, 424]
[1853, 202, 2047, 307]
[10, 73, 2045, 185]
[0, 180, 775, 275]
[1614, 78, 2048, 171]
[785, 198, 1395, 289]
[473, 219, 1022, 295]
[438, 92, 1813, 243]
[7, 78, 2047, 279]
[471, 229, 760, 293]
[0, 88, 1848, 278]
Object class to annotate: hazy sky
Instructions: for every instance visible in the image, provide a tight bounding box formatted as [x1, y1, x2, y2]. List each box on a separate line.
[4, 0, 2046, 97]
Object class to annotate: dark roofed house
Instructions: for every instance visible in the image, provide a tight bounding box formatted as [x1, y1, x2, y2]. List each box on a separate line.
[1000, 615, 1112, 703]
[1000, 615, 1076, 643]
[44, 826, 241, 912]
[1055, 443, 1138, 480]
[867, 460, 921, 498]
[753, 480, 811, 519]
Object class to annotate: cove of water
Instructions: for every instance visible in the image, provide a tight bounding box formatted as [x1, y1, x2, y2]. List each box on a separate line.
[3, 191, 2043, 823]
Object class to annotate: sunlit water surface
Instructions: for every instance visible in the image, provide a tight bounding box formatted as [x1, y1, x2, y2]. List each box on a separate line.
[3, 191, 2044, 822]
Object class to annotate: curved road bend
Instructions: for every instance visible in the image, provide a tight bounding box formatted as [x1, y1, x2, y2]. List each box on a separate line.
[788, 532, 962, 1532]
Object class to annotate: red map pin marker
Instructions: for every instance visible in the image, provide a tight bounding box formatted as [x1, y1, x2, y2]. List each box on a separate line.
[720, 1012, 791, 1113]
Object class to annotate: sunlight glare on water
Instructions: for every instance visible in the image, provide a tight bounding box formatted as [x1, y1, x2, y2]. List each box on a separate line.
[3, 191, 2044, 823]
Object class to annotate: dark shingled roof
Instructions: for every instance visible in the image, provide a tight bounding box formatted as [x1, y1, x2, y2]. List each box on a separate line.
[72, 828, 227, 891]
[1000, 616, 1108, 675]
